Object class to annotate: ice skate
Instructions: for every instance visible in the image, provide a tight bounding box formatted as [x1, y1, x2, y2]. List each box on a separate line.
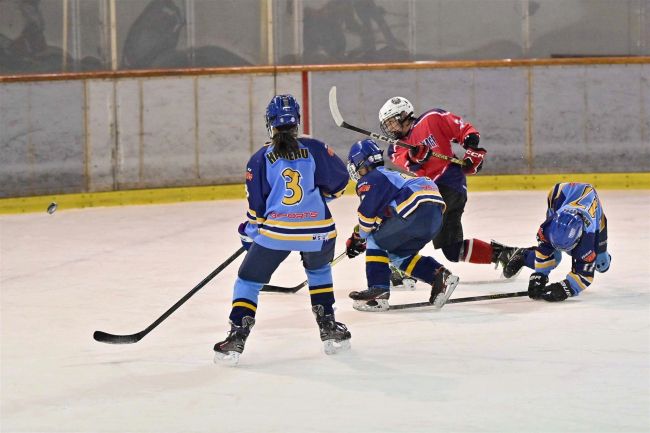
[312, 305, 351, 354]
[349, 286, 390, 312]
[429, 267, 459, 309]
[213, 316, 255, 366]
[389, 265, 417, 291]
[503, 248, 527, 279]
[491, 241, 522, 278]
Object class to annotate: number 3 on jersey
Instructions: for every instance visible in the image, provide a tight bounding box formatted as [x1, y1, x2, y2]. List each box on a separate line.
[282, 168, 303, 205]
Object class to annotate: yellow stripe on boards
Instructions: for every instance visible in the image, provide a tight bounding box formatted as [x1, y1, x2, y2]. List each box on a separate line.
[466, 173, 650, 192]
[2, 173, 648, 214]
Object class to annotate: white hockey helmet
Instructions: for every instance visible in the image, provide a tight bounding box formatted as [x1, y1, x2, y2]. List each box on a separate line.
[378, 97, 414, 138]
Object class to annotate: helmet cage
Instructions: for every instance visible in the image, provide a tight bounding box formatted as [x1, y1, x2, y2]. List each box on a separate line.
[379, 97, 414, 139]
[347, 139, 384, 181]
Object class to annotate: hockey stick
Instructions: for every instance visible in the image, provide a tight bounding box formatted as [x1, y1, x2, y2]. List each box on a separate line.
[328, 86, 465, 166]
[93, 246, 246, 344]
[388, 291, 528, 311]
[261, 251, 347, 293]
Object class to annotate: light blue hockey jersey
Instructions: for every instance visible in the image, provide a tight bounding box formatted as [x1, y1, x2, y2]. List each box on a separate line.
[355, 166, 446, 238]
[244, 137, 348, 252]
[535, 182, 608, 295]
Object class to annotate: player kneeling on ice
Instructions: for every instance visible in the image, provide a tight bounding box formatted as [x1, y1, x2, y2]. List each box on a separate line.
[345, 139, 459, 311]
[503, 182, 610, 302]
[214, 95, 351, 365]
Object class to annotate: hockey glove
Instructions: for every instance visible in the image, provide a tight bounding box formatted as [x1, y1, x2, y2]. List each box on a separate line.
[346, 229, 367, 259]
[408, 144, 432, 164]
[528, 272, 548, 300]
[541, 279, 573, 302]
[461, 147, 486, 175]
[238, 222, 253, 250]
[595, 252, 611, 273]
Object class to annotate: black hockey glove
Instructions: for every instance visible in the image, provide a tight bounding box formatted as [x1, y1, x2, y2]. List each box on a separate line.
[346, 229, 367, 258]
[541, 280, 572, 302]
[528, 272, 548, 300]
[408, 144, 432, 164]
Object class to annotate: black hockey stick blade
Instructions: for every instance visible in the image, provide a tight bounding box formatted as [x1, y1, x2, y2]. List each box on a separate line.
[93, 330, 143, 344]
[260, 281, 308, 294]
[93, 246, 246, 344]
[328, 86, 465, 166]
[388, 291, 528, 311]
[261, 251, 347, 294]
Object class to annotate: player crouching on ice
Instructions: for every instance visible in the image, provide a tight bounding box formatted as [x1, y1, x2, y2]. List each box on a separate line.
[503, 182, 610, 302]
[214, 95, 351, 365]
[345, 139, 459, 311]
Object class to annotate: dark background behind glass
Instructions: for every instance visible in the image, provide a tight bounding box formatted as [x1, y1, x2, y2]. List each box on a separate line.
[1, 0, 647, 74]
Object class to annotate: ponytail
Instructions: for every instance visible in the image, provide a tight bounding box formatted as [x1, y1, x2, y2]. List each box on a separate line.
[271, 127, 300, 156]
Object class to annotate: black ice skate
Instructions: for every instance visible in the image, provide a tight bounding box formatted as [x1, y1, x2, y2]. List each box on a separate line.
[349, 286, 390, 312]
[213, 316, 255, 366]
[503, 248, 527, 279]
[312, 305, 351, 355]
[491, 241, 522, 278]
[389, 264, 417, 291]
[429, 267, 460, 309]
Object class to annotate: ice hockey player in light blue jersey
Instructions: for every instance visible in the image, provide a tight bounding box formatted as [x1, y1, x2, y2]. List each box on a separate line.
[344, 139, 459, 311]
[504, 182, 610, 302]
[214, 94, 351, 365]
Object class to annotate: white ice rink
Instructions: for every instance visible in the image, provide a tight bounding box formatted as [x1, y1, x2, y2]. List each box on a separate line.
[2, 190, 649, 433]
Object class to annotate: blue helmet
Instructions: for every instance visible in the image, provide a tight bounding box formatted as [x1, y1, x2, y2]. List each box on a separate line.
[265, 94, 300, 138]
[547, 208, 584, 251]
[347, 139, 384, 180]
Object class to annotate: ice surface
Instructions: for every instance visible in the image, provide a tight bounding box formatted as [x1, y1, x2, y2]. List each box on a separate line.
[1, 191, 649, 433]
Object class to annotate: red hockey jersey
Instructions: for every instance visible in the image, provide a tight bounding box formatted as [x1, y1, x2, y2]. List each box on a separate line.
[388, 108, 478, 193]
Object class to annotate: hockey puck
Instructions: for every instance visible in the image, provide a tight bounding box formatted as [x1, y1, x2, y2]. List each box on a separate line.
[47, 202, 58, 214]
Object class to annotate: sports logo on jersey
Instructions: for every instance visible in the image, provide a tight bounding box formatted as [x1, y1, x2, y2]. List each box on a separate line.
[581, 251, 596, 262]
[246, 168, 253, 181]
[358, 183, 371, 193]
[325, 143, 335, 157]
[421, 134, 437, 148]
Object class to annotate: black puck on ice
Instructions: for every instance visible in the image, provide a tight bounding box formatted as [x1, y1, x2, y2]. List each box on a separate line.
[47, 202, 58, 214]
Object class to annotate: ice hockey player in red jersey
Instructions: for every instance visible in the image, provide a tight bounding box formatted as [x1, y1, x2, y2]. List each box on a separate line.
[378, 96, 524, 282]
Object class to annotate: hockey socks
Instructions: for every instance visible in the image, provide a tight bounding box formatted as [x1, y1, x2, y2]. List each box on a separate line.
[365, 249, 391, 289]
[229, 298, 257, 326]
[460, 239, 493, 264]
[306, 265, 335, 315]
[397, 254, 444, 285]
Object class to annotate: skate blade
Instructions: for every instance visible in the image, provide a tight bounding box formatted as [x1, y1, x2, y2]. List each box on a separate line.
[213, 350, 241, 366]
[390, 279, 417, 291]
[352, 299, 390, 312]
[432, 275, 460, 309]
[323, 338, 351, 355]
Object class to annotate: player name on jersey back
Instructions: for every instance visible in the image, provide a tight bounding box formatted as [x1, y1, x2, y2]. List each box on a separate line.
[266, 148, 309, 164]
